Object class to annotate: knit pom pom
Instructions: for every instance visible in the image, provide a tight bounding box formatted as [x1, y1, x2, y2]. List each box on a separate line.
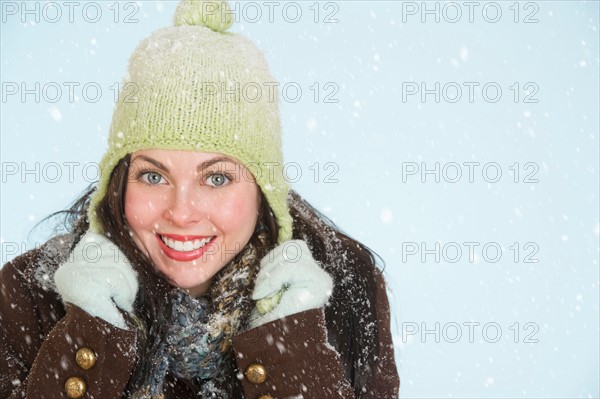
[174, 0, 233, 32]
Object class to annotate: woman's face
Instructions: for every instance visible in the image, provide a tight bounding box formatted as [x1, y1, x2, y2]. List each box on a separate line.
[124, 149, 260, 297]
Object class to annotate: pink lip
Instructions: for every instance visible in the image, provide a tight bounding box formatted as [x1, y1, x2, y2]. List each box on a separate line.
[156, 233, 216, 262]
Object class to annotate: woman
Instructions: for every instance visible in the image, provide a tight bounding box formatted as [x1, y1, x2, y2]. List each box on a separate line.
[0, 1, 399, 398]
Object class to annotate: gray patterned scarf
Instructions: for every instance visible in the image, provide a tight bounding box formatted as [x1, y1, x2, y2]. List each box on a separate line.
[133, 231, 268, 398]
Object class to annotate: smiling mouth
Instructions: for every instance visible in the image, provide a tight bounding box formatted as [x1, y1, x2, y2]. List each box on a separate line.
[159, 234, 215, 252]
[156, 233, 216, 262]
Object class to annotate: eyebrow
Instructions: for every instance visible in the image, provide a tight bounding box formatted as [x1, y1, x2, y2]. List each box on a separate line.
[196, 156, 239, 173]
[134, 155, 169, 172]
[132, 155, 238, 173]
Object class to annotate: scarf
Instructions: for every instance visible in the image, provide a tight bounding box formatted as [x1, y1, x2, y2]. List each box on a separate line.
[133, 231, 268, 398]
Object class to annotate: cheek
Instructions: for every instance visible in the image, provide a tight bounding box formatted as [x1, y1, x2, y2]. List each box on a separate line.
[124, 186, 159, 231]
[218, 192, 259, 234]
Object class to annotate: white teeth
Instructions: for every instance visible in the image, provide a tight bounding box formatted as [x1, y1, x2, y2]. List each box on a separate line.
[161, 236, 213, 252]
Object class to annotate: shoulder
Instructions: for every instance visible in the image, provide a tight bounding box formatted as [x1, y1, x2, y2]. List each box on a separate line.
[1, 234, 75, 363]
[1, 234, 75, 294]
[315, 238, 399, 395]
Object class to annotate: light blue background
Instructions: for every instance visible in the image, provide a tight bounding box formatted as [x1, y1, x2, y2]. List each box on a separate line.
[1, 1, 598, 397]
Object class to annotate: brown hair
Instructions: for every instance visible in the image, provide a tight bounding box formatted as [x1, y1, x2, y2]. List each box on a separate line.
[288, 192, 388, 391]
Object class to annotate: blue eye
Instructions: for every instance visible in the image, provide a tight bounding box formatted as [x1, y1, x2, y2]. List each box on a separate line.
[141, 171, 164, 185]
[208, 173, 230, 187]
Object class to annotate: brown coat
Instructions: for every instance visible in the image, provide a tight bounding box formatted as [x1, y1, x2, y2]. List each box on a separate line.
[0, 237, 399, 398]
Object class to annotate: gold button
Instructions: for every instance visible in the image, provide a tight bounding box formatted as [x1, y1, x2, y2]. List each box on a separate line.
[245, 363, 268, 384]
[258, 395, 274, 399]
[75, 347, 97, 370]
[64, 376, 86, 399]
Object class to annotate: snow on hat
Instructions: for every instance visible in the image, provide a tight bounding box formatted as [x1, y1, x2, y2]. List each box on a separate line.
[88, 0, 292, 243]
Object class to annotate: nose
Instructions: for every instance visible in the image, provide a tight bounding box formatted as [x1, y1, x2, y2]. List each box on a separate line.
[163, 185, 207, 228]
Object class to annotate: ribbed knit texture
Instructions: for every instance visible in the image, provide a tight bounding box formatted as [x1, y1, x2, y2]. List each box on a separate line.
[88, 0, 292, 243]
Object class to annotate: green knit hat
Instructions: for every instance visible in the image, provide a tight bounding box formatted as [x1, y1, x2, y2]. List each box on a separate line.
[88, 0, 292, 243]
